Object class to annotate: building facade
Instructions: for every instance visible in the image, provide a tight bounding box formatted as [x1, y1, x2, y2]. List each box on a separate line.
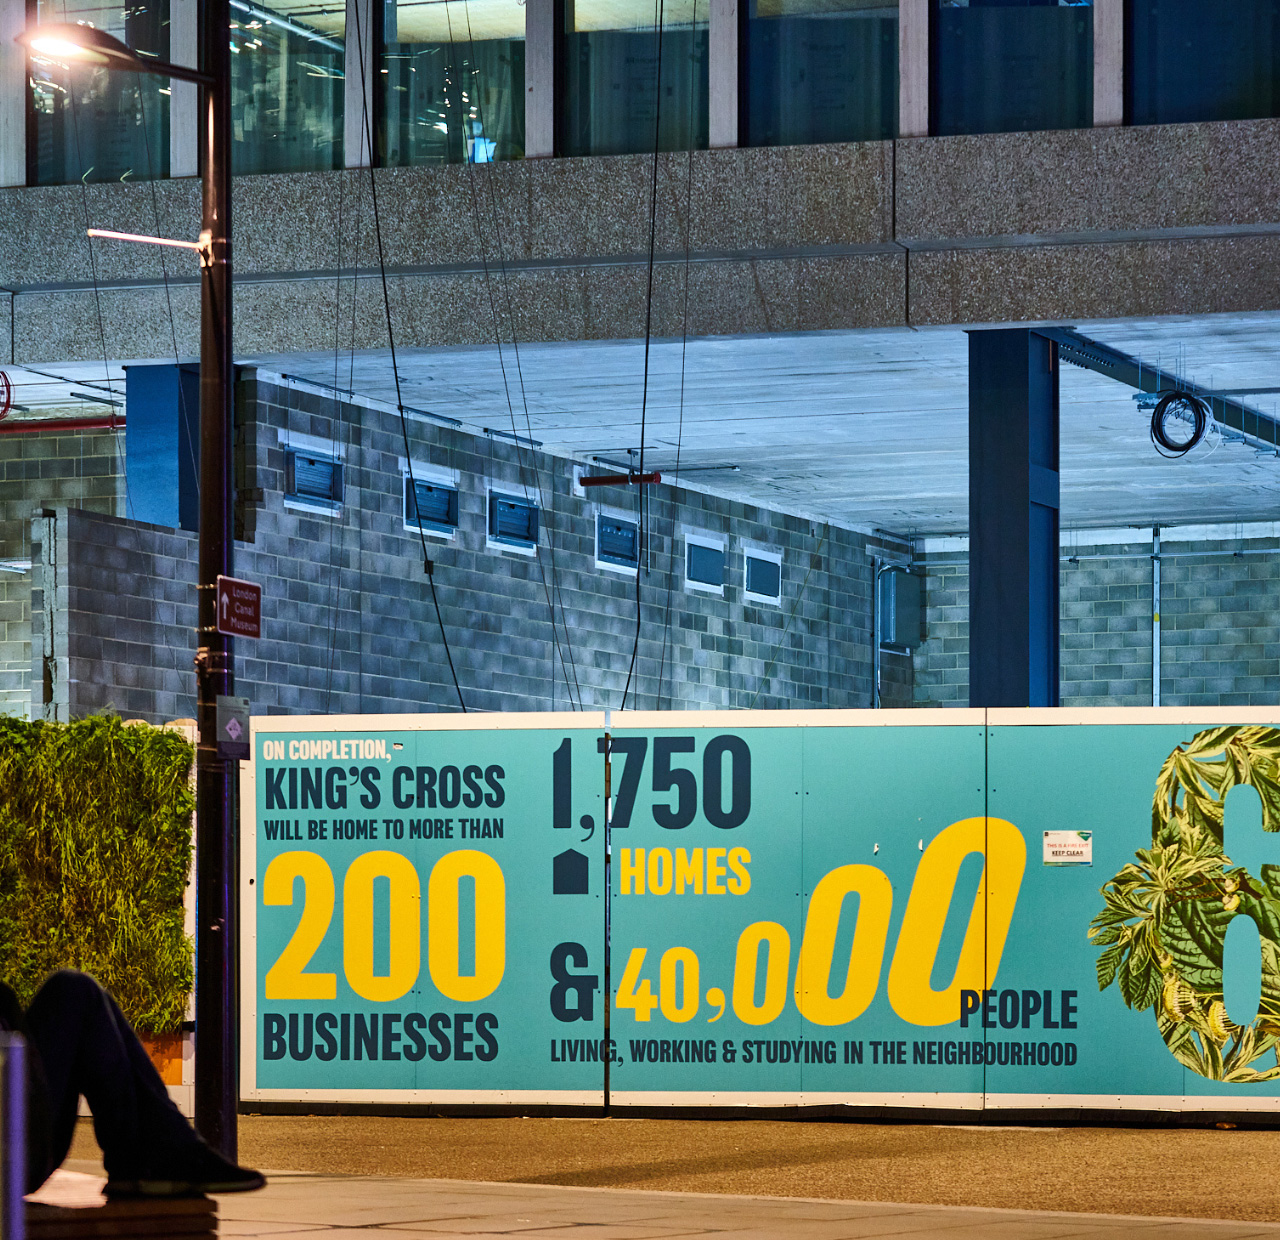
[1, 0, 1279, 718]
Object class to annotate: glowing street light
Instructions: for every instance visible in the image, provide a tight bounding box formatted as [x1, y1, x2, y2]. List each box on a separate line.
[17, 22, 213, 80]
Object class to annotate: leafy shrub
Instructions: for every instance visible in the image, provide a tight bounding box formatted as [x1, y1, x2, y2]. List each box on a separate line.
[0, 716, 194, 1033]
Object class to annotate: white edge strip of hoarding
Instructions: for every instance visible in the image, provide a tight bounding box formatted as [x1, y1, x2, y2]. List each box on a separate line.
[985, 1093, 1280, 1112]
[613, 709, 987, 729]
[241, 749, 259, 1100]
[608, 1092, 984, 1109]
[249, 712, 609, 733]
[248, 708, 1280, 735]
[242, 1089, 605, 1105]
[602, 1092, 1280, 1112]
[985, 706, 1280, 727]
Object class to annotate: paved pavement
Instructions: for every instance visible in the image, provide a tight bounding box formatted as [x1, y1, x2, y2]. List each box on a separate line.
[40, 1164, 1280, 1240]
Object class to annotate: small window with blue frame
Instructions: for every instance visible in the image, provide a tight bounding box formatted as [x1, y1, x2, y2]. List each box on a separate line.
[489, 491, 539, 549]
[404, 475, 460, 536]
[686, 537, 726, 592]
[284, 448, 343, 511]
[744, 550, 782, 604]
[597, 513, 640, 571]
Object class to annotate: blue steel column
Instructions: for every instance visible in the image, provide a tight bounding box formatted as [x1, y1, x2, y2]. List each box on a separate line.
[968, 329, 1060, 708]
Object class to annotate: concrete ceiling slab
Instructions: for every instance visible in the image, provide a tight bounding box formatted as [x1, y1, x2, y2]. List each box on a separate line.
[245, 311, 1280, 534]
[18, 311, 1278, 536]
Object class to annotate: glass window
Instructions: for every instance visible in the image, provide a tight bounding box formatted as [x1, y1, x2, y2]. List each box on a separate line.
[381, 0, 525, 164]
[562, 0, 708, 156]
[745, 551, 781, 602]
[404, 476, 459, 534]
[931, 0, 1093, 137]
[489, 491, 539, 545]
[231, 0, 345, 174]
[745, 0, 897, 147]
[285, 448, 343, 508]
[878, 567, 921, 649]
[686, 538, 725, 589]
[1128, 0, 1280, 125]
[28, 0, 170, 184]
[597, 513, 639, 569]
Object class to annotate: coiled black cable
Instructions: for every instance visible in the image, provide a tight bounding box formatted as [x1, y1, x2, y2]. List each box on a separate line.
[1151, 391, 1209, 458]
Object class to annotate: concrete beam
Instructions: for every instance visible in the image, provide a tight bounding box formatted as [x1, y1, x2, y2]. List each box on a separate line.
[524, 0, 556, 157]
[170, 0, 199, 178]
[898, 0, 928, 138]
[0, 0, 24, 188]
[1093, 0, 1123, 127]
[344, 0, 375, 167]
[708, 0, 739, 149]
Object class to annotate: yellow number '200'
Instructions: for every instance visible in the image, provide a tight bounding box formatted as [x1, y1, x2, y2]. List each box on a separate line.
[263, 849, 505, 1003]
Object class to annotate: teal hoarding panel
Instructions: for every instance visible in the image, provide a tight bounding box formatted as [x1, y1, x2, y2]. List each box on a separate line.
[243, 719, 607, 1102]
[798, 724, 989, 1101]
[986, 724, 1188, 1102]
[608, 727, 805, 1099]
[608, 723, 991, 1103]
[244, 713, 1280, 1111]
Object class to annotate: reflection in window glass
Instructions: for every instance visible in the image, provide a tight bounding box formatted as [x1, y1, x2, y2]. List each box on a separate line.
[29, 0, 170, 184]
[562, 0, 708, 156]
[381, 0, 525, 164]
[745, 0, 897, 147]
[931, 0, 1092, 137]
[230, 0, 345, 174]
[1128, 0, 1280, 125]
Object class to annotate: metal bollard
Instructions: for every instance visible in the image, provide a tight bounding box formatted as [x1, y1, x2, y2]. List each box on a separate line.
[0, 1033, 25, 1240]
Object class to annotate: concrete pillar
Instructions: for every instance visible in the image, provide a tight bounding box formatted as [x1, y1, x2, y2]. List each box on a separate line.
[968, 328, 1060, 708]
[1092, 0, 1123, 127]
[898, 0, 927, 137]
[708, 0, 739, 148]
[524, 0, 556, 157]
[170, 0, 199, 177]
[0, 0, 25, 187]
[344, 0, 375, 167]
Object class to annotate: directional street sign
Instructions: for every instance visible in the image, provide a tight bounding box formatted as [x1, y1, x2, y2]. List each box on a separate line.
[215, 574, 261, 638]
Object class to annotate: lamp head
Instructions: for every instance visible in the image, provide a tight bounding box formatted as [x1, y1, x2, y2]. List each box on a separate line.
[17, 22, 141, 68]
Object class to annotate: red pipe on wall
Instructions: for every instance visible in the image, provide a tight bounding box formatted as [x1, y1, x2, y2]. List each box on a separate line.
[0, 416, 124, 435]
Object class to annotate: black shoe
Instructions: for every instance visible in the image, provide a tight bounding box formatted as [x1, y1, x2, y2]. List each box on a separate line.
[105, 1145, 266, 1198]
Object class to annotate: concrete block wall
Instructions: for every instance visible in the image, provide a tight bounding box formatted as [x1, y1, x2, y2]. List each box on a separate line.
[31, 373, 907, 721]
[913, 529, 1280, 709]
[911, 550, 968, 708]
[0, 568, 31, 716]
[1060, 542, 1153, 707]
[0, 427, 123, 718]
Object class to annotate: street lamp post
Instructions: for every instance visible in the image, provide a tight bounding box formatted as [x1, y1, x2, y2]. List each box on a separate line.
[194, 0, 238, 1164]
[17, 9, 239, 1159]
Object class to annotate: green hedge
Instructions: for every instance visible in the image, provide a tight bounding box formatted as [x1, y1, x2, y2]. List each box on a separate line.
[0, 716, 195, 1034]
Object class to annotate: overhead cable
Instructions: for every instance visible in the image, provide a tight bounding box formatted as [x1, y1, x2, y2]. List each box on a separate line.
[353, 0, 467, 712]
[655, 0, 699, 712]
[620, 0, 666, 712]
[1150, 391, 1210, 458]
[450, 0, 584, 711]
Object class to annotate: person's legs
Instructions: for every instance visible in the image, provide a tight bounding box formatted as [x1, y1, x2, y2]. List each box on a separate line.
[0, 980, 56, 1193]
[24, 970, 183, 1180]
[23, 970, 262, 1194]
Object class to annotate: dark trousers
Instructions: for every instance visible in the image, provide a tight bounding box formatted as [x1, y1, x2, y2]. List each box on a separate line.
[22, 971, 197, 1191]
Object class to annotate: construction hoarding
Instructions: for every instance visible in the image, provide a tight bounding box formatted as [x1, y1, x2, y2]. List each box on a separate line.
[241, 709, 1280, 1113]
